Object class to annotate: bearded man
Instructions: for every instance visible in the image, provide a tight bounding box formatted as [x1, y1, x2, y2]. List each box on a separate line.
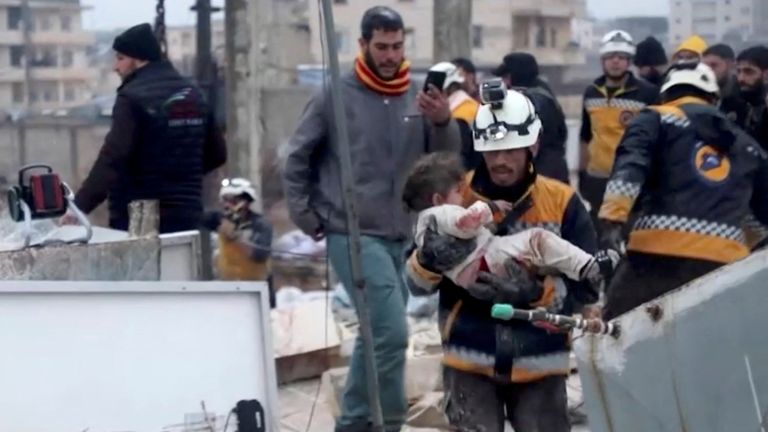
[282, 6, 461, 432]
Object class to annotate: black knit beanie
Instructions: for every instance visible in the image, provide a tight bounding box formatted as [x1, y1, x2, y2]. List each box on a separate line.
[113, 23, 162, 62]
[634, 37, 667, 67]
[493, 53, 540, 87]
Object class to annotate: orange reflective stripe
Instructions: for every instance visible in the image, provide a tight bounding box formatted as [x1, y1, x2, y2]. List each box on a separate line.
[629, 229, 748, 263]
[442, 355, 495, 377]
[442, 300, 463, 341]
[511, 366, 570, 383]
[598, 196, 633, 223]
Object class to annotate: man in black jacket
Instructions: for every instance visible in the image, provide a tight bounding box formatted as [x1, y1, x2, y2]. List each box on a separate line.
[494, 53, 570, 183]
[65, 23, 226, 233]
[728, 46, 768, 149]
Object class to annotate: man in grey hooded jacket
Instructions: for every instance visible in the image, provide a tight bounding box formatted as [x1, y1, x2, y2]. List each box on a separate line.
[282, 6, 461, 432]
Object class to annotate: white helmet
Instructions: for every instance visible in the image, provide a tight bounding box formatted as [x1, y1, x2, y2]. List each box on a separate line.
[661, 61, 719, 95]
[473, 90, 542, 152]
[220, 177, 259, 212]
[429, 61, 464, 90]
[600, 30, 636, 57]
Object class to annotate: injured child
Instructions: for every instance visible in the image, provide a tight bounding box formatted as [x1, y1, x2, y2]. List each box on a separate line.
[402, 152, 617, 290]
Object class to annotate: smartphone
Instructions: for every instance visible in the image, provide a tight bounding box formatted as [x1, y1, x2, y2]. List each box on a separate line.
[423, 70, 447, 92]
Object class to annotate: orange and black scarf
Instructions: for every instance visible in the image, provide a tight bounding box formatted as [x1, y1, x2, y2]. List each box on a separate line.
[354, 52, 411, 96]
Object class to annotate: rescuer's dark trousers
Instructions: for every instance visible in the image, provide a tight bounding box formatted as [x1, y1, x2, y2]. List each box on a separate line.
[443, 367, 570, 432]
[603, 251, 723, 320]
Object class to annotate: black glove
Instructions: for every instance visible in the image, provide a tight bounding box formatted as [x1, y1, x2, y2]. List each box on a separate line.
[599, 219, 626, 254]
[580, 249, 621, 292]
[466, 258, 542, 305]
[417, 215, 477, 273]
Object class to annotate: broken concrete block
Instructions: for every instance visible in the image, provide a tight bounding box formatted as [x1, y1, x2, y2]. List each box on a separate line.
[272, 298, 344, 384]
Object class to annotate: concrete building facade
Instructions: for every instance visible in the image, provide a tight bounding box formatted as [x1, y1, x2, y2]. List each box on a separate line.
[0, 0, 95, 113]
[166, 19, 226, 78]
[668, 0, 755, 45]
[308, 0, 587, 68]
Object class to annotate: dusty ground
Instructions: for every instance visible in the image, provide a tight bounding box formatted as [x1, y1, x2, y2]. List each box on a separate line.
[278, 379, 592, 432]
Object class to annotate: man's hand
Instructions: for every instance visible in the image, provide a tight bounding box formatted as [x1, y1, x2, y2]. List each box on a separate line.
[219, 219, 238, 240]
[417, 215, 477, 273]
[581, 304, 603, 320]
[58, 210, 78, 226]
[417, 85, 452, 126]
[466, 259, 542, 305]
[312, 226, 325, 242]
[599, 220, 626, 255]
[580, 249, 621, 292]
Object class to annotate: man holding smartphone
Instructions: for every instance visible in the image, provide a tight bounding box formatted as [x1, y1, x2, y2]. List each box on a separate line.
[283, 6, 461, 432]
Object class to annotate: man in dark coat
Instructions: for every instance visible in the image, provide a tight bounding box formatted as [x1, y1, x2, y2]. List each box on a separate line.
[65, 23, 226, 233]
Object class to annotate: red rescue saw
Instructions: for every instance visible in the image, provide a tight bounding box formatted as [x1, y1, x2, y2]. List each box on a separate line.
[6, 164, 92, 248]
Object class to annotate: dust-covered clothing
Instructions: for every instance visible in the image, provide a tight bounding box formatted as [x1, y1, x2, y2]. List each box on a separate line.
[405, 168, 599, 384]
[443, 366, 569, 432]
[414, 201, 594, 288]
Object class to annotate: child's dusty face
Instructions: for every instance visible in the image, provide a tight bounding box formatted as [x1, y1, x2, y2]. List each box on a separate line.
[433, 184, 463, 207]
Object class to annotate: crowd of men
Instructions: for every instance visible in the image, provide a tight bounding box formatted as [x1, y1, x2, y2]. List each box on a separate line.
[69, 7, 768, 432]
[282, 5, 768, 432]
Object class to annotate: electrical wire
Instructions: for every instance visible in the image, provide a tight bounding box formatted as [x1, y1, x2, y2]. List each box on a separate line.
[222, 409, 234, 432]
[302, 6, 331, 431]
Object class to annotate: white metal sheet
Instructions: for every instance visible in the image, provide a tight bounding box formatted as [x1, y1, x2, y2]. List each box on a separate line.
[0, 281, 278, 432]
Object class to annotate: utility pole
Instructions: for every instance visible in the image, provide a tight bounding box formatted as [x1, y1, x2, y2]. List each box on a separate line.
[319, 0, 384, 430]
[224, 0, 275, 212]
[432, 0, 472, 62]
[192, 0, 221, 86]
[21, 0, 33, 110]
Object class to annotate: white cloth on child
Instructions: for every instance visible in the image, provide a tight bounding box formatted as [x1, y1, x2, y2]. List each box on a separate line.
[414, 201, 593, 287]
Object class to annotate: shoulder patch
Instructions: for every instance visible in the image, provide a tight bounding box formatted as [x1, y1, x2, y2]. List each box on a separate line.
[692, 142, 731, 183]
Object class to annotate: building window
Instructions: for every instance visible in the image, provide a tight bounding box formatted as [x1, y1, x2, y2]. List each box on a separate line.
[335, 30, 349, 53]
[404, 27, 416, 50]
[62, 50, 73, 67]
[12, 83, 24, 103]
[334, 0, 347, 3]
[30, 91, 38, 103]
[535, 26, 546, 48]
[472, 25, 483, 48]
[30, 47, 57, 67]
[550, 28, 557, 48]
[10, 45, 24, 67]
[43, 89, 54, 102]
[65, 87, 75, 102]
[8, 7, 22, 30]
[40, 15, 51, 31]
[61, 16, 72, 31]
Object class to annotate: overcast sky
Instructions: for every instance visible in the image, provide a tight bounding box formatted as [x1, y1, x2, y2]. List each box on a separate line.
[83, 0, 670, 30]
